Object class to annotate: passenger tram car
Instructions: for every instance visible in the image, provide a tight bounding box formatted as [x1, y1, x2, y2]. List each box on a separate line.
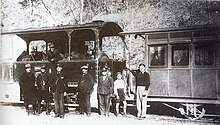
[120, 25, 220, 120]
[1, 21, 126, 108]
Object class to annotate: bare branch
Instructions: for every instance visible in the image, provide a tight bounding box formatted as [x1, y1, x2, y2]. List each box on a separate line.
[40, 0, 56, 24]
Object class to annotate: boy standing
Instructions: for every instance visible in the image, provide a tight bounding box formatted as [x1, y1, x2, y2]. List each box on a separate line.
[114, 72, 127, 116]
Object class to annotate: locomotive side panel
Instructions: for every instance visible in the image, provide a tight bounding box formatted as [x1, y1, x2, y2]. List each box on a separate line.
[13, 61, 97, 101]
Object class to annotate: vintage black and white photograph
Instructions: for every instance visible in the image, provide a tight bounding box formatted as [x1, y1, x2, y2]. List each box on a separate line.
[0, 0, 220, 125]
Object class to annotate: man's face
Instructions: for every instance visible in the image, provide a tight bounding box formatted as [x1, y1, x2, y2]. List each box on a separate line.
[102, 70, 108, 76]
[82, 68, 88, 74]
[56, 67, 62, 72]
[25, 67, 31, 73]
[41, 69, 46, 73]
[87, 50, 93, 55]
[50, 47, 55, 52]
[139, 65, 145, 72]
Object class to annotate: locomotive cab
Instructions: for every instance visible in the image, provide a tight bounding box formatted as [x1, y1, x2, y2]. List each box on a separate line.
[1, 21, 126, 107]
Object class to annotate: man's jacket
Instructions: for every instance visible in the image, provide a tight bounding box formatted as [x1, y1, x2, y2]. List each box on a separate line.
[97, 75, 113, 95]
[77, 73, 95, 94]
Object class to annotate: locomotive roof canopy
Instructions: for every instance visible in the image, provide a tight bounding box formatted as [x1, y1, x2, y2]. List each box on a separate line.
[1, 21, 123, 51]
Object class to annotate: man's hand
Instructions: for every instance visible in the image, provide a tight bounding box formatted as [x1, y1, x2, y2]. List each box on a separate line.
[64, 92, 67, 96]
[116, 95, 119, 99]
[142, 90, 148, 97]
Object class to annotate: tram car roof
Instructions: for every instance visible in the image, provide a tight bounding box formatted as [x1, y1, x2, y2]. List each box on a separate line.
[119, 25, 220, 36]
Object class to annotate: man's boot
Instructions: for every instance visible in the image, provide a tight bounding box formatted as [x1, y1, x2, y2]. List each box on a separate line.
[37, 102, 41, 114]
[25, 105, 30, 115]
[46, 103, 50, 115]
[33, 104, 37, 115]
[115, 108, 119, 116]
[122, 108, 127, 116]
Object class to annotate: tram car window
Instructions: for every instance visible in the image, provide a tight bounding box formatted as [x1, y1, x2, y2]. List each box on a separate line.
[171, 44, 189, 66]
[195, 43, 214, 66]
[149, 45, 166, 67]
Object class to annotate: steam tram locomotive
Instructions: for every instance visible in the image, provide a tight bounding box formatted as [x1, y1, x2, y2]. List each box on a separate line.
[120, 26, 220, 120]
[1, 21, 126, 107]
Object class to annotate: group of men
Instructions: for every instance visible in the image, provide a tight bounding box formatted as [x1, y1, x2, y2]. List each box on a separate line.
[19, 63, 67, 118]
[75, 63, 151, 120]
[19, 62, 150, 120]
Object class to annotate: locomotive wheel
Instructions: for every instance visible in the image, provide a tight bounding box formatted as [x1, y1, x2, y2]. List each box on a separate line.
[181, 104, 206, 120]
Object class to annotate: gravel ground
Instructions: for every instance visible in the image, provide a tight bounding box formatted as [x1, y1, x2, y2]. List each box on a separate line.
[0, 104, 219, 125]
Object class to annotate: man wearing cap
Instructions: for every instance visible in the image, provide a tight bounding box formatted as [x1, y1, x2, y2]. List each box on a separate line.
[97, 67, 114, 116]
[46, 44, 62, 62]
[50, 64, 67, 118]
[77, 65, 95, 116]
[19, 64, 37, 115]
[36, 65, 50, 115]
[127, 63, 150, 120]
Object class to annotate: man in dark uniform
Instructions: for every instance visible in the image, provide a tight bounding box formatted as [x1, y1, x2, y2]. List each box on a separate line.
[46, 44, 62, 73]
[50, 64, 67, 118]
[97, 67, 114, 116]
[36, 65, 50, 115]
[19, 63, 37, 115]
[77, 65, 95, 116]
[46, 44, 62, 63]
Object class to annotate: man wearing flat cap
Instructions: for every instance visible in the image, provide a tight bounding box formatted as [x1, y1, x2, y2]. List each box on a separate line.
[36, 65, 50, 115]
[97, 66, 114, 116]
[19, 63, 37, 115]
[77, 64, 94, 116]
[50, 64, 67, 118]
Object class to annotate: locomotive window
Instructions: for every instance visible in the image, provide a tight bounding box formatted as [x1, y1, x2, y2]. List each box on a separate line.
[195, 43, 214, 66]
[171, 45, 189, 66]
[29, 40, 46, 54]
[149, 45, 166, 67]
[85, 41, 95, 59]
[28, 40, 46, 61]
